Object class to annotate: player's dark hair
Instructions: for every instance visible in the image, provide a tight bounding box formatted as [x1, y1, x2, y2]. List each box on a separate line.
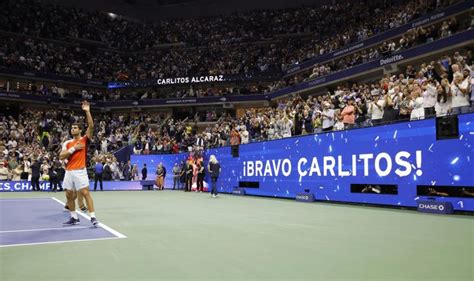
[71, 122, 83, 130]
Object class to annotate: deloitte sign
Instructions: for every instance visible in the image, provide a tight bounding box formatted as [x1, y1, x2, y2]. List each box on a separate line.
[417, 201, 453, 214]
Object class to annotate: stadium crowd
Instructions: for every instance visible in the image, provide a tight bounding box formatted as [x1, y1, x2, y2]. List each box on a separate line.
[0, 13, 469, 102]
[1, 0, 450, 49]
[1, 50, 472, 183]
[0, 0, 466, 82]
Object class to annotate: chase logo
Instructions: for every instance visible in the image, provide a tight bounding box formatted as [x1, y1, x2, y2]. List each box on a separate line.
[417, 201, 453, 214]
[232, 188, 246, 195]
[296, 195, 309, 200]
[295, 193, 315, 202]
[418, 203, 444, 211]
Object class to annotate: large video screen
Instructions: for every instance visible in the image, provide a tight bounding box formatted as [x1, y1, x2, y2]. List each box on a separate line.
[205, 114, 474, 211]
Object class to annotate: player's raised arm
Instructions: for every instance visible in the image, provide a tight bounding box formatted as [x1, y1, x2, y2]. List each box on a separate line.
[82, 101, 94, 140]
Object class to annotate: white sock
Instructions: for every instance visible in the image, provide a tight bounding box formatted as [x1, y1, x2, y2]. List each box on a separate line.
[70, 211, 78, 219]
[90, 212, 95, 218]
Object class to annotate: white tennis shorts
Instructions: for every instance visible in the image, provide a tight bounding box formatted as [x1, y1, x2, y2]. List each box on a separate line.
[63, 169, 90, 190]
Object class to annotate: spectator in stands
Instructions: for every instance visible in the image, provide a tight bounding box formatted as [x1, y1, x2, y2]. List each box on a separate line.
[11, 163, 22, 181]
[0, 161, 9, 180]
[321, 102, 335, 131]
[450, 72, 470, 114]
[369, 92, 385, 126]
[398, 89, 412, 120]
[341, 97, 356, 129]
[422, 79, 437, 117]
[382, 94, 399, 124]
[409, 88, 425, 120]
[240, 126, 249, 144]
[435, 83, 450, 116]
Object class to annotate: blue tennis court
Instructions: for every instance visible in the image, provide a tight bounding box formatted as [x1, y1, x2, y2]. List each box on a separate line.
[0, 197, 126, 247]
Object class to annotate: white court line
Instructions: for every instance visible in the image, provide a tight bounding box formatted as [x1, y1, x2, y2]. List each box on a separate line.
[0, 237, 123, 248]
[0, 197, 126, 248]
[0, 198, 52, 202]
[50, 197, 127, 239]
[0, 226, 91, 234]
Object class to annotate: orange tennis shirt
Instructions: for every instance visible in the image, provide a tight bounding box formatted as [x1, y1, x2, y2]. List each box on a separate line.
[62, 136, 89, 171]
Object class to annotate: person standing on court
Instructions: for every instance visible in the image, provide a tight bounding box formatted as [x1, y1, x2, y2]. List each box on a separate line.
[142, 164, 147, 180]
[48, 161, 61, 192]
[94, 159, 103, 191]
[184, 160, 193, 192]
[30, 157, 41, 191]
[196, 162, 205, 192]
[207, 155, 221, 198]
[155, 162, 165, 190]
[122, 160, 131, 181]
[59, 101, 99, 226]
[172, 162, 181, 190]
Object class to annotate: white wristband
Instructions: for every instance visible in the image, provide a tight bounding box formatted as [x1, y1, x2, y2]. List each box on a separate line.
[68, 147, 76, 154]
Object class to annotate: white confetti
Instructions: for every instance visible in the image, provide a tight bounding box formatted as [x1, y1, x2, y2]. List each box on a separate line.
[414, 197, 419, 200]
[374, 143, 378, 148]
[459, 135, 464, 140]
[467, 156, 470, 162]
[431, 181, 436, 186]
[450, 157, 459, 165]
[453, 175, 460, 181]
[469, 132, 474, 135]
[458, 201, 464, 208]
[329, 145, 332, 153]
[393, 130, 398, 139]
[319, 186, 324, 189]
[325, 195, 330, 201]
[408, 124, 411, 128]
[428, 143, 434, 152]
[295, 140, 299, 144]
[374, 136, 380, 141]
